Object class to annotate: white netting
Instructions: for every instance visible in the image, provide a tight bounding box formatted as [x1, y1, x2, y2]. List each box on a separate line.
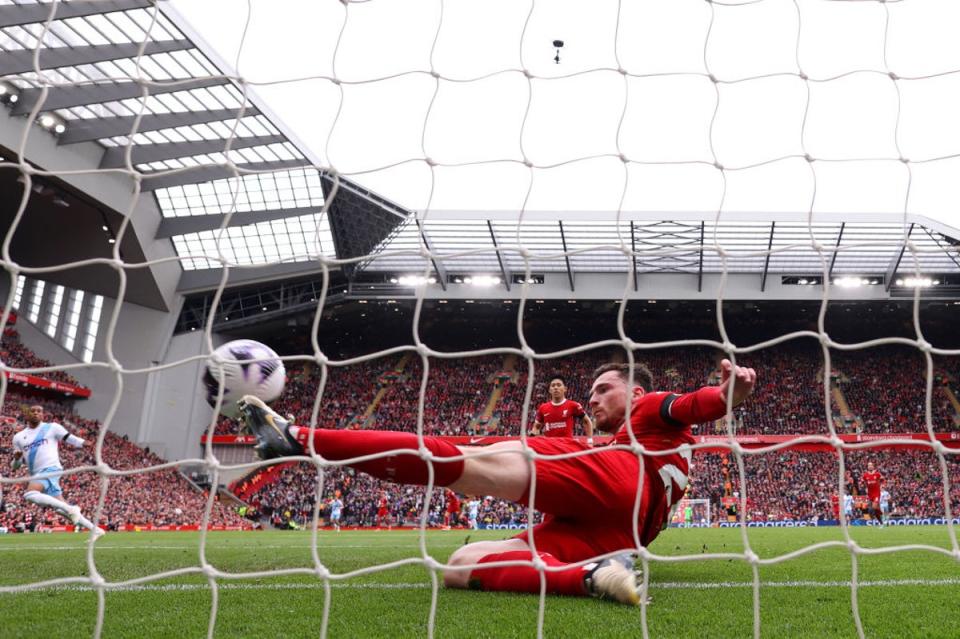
[0, 1, 959, 639]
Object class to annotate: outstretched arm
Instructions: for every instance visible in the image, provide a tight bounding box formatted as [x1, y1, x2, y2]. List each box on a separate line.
[60, 431, 86, 448]
[582, 414, 594, 444]
[667, 359, 757, 424]
[530, 415, 543, 436]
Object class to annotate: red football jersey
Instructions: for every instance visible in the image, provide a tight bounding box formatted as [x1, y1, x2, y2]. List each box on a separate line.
[445, 491, 460, 513]
[862, 471, 883, 497]
[614, 391, 696, 524]
[536, 399, 586, 437]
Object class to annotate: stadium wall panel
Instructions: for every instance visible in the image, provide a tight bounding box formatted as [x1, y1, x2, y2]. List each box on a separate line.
[139, 329, 228, 461]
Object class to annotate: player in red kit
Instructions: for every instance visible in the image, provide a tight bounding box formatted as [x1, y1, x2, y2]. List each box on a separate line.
[239, 358, 756, 605]
[862, 462, 883, 525]
[444, 489, 461, 528]
[532, 376, 594, 444]
[376, 491, 391, 529]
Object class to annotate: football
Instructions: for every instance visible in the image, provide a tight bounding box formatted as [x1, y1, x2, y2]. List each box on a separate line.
[203, 339, 286, 418]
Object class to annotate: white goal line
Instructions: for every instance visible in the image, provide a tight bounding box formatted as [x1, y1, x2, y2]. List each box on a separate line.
[4, 578, 958, 594]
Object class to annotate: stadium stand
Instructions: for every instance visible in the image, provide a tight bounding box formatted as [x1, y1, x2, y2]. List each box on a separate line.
[226, 325, 960, 529]
[243, 463, 540, 530]
[1, 329, 84, 387]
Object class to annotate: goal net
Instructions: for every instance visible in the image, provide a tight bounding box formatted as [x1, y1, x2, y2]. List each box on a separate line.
[1, 1, 959, 638]
[670, 498, 711, 528]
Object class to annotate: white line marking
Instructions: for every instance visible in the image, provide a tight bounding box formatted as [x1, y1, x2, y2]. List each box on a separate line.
[0, 544, 467, 551]
[3, 578, 959, 594]
[654, 578, 960, 590]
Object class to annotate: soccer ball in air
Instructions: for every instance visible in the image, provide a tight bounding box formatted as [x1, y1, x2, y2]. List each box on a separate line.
[203, 339, 285, 418]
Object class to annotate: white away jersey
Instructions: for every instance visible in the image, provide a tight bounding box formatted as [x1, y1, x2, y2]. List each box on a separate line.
[12, 422, 69, 474]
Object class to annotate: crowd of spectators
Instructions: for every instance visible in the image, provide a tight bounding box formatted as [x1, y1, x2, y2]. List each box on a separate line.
[244, 445, 960, 529]
[0, 390, 248, 532]
[368, 355, 500, 435]
[206, 340, 960, 439]
[1, 329, 84, 387]
[214, 359, 387, 435]
[688, 449, 960, 522]
[833, 346, 959, 434]
[239, 342, 960, 527]
[246, 462, 539, 529]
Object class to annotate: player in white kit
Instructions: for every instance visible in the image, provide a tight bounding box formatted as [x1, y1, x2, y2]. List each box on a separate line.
[328, 496, 343, 532]
[467, 498, 481, 530]
[879, 488, 891, 527]
[11, 405, 104, 538]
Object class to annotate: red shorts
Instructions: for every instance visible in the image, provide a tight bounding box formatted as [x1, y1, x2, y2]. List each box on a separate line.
[868, 491, 881, 503]
[377, 508, 389, 518]
[511, 438, 667, 563]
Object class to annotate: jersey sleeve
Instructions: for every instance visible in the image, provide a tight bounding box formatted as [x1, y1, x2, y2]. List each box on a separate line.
[51, 423, 69, 440]
[12, 434, 23, 454]
[629, 387, 729, 430]
[572, 401, 586, 418]
[629, 391, 681, 429]
[535, 403, 546, 423]
[665, 385, 729, 426]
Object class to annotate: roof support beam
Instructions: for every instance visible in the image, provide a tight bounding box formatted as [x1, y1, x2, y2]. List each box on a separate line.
[486, 220, 511, 292]
[416, 220, 447, 291]
[100, 134, 286, 168]
[760, 221, 776, 292]
[630, 221, 638, 292]
[156, 206, 323, 239]
[697, 221, 705, 292]
[558, 220, 575, 292]
[885, 223, 915, 291]
[827, 221, 845, 280]
[1, 40, 192, 76]
[0, 0, 152, 28]
[58, 107, 261, 145]
[12, 77, 230, 116]
[178, 261, 338, 294]
[140, 159, 309, 191]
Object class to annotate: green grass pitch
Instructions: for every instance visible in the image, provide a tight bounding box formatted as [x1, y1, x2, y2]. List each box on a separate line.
[1, 526, 958, 638]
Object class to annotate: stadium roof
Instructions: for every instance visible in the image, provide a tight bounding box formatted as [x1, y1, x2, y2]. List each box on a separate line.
[2, 1, 960, 303]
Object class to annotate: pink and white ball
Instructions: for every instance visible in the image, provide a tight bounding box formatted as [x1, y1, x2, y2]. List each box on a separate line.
[203, 339, 285, 418]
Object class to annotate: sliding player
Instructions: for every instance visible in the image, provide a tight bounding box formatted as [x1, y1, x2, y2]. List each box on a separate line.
[239, 359, 756, 605]
[11, 405, 104, 539]
[532, 376, 595, 445]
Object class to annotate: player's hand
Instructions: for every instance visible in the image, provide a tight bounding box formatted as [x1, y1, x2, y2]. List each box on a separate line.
[718, 358, 757, 407]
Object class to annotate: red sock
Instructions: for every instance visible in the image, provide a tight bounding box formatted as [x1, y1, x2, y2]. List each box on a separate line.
[294, 428, 465, 486]
[469, 551, 587, 597]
